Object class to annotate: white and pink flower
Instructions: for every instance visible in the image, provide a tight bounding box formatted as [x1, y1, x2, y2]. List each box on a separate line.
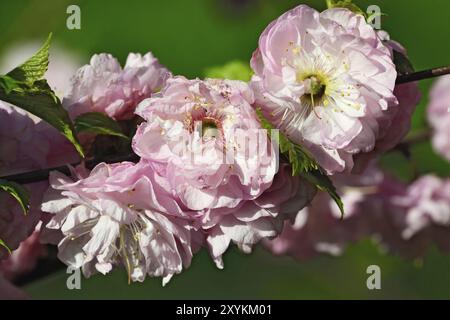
[250, 5, 399, 174]
[42, 161, 200, 285]
[133, 77, 315, 266]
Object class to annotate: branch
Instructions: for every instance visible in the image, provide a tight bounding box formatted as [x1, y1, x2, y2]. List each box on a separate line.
[0, 153, 139, 185]
[1, 66, 448, 185]
[397, 66, 450, 84]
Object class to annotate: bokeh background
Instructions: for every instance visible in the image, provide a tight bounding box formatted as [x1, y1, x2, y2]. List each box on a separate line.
[1, 0, 450, 299]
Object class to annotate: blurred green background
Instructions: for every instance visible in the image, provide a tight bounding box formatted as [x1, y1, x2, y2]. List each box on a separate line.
[1, 0, 450, 299]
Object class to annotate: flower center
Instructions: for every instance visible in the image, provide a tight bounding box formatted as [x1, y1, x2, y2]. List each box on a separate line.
[201, 118, 221, 139]
[300, 75, 327, 107]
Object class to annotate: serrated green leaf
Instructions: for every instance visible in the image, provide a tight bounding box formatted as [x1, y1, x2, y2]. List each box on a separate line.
[0, 179, 30, 215]
[0, 34, 84, 158]
[7, 34, 52, 85]
[0, 79, 84, 157]
[256, 108, 319, 175]
[0, 75, 19, 94]
[0, 238, 11, 254]
[301, 170, 344, 217]
[204, 60, 253, 81]
[75, 112, 129, 139]
[256, 108, 345, 217]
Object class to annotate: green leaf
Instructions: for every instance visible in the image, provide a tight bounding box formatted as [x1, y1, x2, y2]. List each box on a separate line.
[74, 112, 129, 139]
[7, 34, 52, 85]
[0, 34, 84, 158]
[0, 79, 84, 157]
[301, 170, 344, 217]
[0, 238, 11, 254]
[256, 108, 344, 217]
[326, 0, 367, 17]
[0, 180, 30, 215]
[204, 60, 253, 82]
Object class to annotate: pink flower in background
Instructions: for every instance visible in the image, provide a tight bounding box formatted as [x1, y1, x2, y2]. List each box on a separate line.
[265, 165, 382, 260]
[42, 161, 200, 285]
[266, 165, 450, 260]
[250, 5, 398, 174]
[64, 52, 172, 121]
[428, 75, 450, 161]
[392, 175, 450, 241]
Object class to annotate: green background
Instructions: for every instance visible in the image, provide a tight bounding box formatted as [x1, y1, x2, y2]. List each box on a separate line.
[1, 0, 450, 299]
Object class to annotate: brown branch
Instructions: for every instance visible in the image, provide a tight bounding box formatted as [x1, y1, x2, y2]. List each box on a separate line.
[1, 66, 448, 185]
[0, 153, 139, 185]
[1, 130, 432, 185]
[397, 66, 450, 84]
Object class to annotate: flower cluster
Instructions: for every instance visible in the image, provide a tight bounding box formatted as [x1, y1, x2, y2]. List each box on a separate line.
[42, 77, 316, 282]
[4, 2, 450, 293]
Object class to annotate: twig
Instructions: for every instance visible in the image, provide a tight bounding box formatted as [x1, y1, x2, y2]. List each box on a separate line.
[397, 66, 450, 84]
[0, 153, 139, 185]
[1, 66, 448, 185]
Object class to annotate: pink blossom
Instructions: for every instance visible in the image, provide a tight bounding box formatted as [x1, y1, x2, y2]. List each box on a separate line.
[428, 75, 450, 161]
[206, 164, 316, 268]
[392, 175, 450, 243]
[133, 77, 278, 211]
[250, 5, 398, 174]
[133, 77, 316, 266]
[64, 52, 172, 121]
[354, 32, 421, 171]
[41, 161, 200, 285]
